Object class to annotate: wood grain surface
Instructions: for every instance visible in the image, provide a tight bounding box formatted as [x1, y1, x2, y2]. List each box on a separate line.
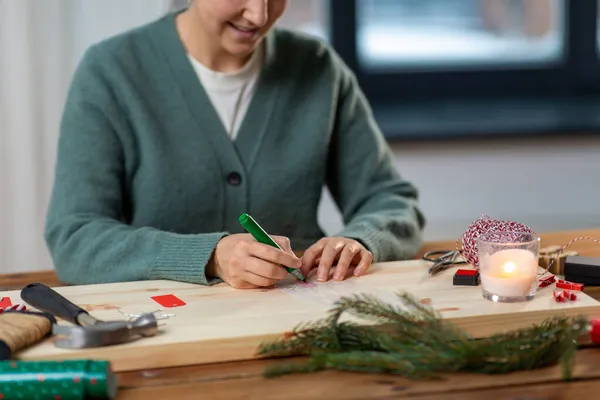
[2, 259, 600, 373]
[3, 227, 600, 398]
[114, 347, 600, 399]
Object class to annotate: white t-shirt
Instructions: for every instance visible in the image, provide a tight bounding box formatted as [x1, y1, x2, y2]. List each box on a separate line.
[188, 44, 264, 140]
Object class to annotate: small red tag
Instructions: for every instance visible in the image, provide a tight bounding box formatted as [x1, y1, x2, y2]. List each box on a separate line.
[0, 297, 12, 308]
[455, 269, 478, 276]
[151, 294, 186, 308]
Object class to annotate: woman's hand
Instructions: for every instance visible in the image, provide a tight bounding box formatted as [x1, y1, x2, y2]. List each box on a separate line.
[209, 234, 302, 289]
[300, 237, 373, 282]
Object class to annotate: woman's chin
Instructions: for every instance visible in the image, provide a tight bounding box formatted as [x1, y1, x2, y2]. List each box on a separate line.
[223, 40, 261, 59]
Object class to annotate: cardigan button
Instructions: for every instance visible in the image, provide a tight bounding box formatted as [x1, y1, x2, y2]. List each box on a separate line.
[226, 172, 242, 186]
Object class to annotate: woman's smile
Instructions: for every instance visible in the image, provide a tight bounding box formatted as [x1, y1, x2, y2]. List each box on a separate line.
[227, 21, 260, 41]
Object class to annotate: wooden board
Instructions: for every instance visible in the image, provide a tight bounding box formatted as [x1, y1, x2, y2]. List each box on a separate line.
[2, 260, 600, 372]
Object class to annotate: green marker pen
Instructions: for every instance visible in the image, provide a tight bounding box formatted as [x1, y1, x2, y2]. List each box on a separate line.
[239, 213, 306, 282]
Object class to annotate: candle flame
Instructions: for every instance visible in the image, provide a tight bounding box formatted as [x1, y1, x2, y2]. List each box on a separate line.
[503, 262, 516, 274]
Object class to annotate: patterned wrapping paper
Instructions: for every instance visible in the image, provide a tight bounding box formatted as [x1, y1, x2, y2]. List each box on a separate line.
[0, 360, 118, 399]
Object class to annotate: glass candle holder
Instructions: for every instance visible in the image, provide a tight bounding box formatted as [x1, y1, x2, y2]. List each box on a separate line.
[477, 230, 540, 303]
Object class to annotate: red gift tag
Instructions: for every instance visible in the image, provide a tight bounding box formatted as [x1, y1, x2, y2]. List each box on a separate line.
[0, 297, 12, 309]
[151, 294, 186, 308]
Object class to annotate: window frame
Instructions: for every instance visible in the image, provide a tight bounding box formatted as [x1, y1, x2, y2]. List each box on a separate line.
[328, 0, 600, 140]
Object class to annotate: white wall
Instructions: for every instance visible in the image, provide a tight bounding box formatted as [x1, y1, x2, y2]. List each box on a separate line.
[318, 136, 600, 241]
[0, 0, 171, 275]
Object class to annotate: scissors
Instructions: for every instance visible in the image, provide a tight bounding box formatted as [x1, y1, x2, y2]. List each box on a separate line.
[422, 250, 466, 275]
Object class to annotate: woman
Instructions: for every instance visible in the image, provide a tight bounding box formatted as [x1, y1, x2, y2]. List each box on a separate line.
[45, 0, 425, 289]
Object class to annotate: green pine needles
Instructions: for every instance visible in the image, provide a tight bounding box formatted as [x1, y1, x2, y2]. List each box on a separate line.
[257, 292, 589, 381]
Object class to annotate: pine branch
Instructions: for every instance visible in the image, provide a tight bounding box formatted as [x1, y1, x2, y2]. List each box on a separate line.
[263, 357, 326, 378]
[258, 291, 591, 381]
[257, 320, 331, 357]
[321, 351, 440, 378]
[470, 316, 588, 377]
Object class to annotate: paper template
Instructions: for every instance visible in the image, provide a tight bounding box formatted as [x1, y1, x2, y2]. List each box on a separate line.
[275, 279, 403, 307]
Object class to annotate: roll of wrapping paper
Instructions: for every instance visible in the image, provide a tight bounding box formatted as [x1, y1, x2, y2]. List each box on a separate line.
[0, 360, 118, 399]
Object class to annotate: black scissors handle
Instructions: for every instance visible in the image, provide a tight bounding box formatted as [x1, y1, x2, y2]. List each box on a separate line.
[422, 250, 455, 262]
[423, 250, 466, 275]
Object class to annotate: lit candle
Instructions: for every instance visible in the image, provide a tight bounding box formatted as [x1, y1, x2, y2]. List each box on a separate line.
[480, 248, 538, 298]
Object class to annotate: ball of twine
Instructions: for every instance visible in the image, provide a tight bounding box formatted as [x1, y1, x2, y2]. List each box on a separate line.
[0, 312, 52, 353]
[457, 215, 535, 268]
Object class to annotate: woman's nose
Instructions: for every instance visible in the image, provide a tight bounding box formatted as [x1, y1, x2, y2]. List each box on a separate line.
[242, 0, 268, 28]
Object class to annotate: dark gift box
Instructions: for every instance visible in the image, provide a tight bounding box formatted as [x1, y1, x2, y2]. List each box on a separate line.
[564, 256, 600, 285]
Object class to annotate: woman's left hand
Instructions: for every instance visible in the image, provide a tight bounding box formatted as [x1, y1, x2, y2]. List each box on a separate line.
[300, 237, 373, 282]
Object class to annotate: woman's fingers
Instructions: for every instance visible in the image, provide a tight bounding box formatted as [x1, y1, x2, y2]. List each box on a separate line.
[333, 244, 360, 281]
[316, 242, 343, 282]
[353, 249, 373, 276]
[220, 234, 305, 289]
[272, 235, 294, 254]
[247, 241, 301, 270]
[248, 259, 288, 281]
[228, 280, 260, 290]
[242, 270, 281, 287]
[300, 238, 375, 282]
[300, 240, 325, 277]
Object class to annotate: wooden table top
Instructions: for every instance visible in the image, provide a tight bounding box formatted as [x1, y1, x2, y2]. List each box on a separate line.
[3, 228, 600, 399]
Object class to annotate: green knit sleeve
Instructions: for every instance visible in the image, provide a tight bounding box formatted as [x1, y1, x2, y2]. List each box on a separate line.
[44, 46, 226, 286]
[325, 54, 426, 262]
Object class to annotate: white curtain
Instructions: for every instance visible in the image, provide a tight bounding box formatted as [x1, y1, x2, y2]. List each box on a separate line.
[0, 0, 173, 274]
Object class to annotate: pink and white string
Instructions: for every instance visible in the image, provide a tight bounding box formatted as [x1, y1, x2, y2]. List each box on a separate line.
[456, 215, 600, 278]
[0, 304, 26, 314]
